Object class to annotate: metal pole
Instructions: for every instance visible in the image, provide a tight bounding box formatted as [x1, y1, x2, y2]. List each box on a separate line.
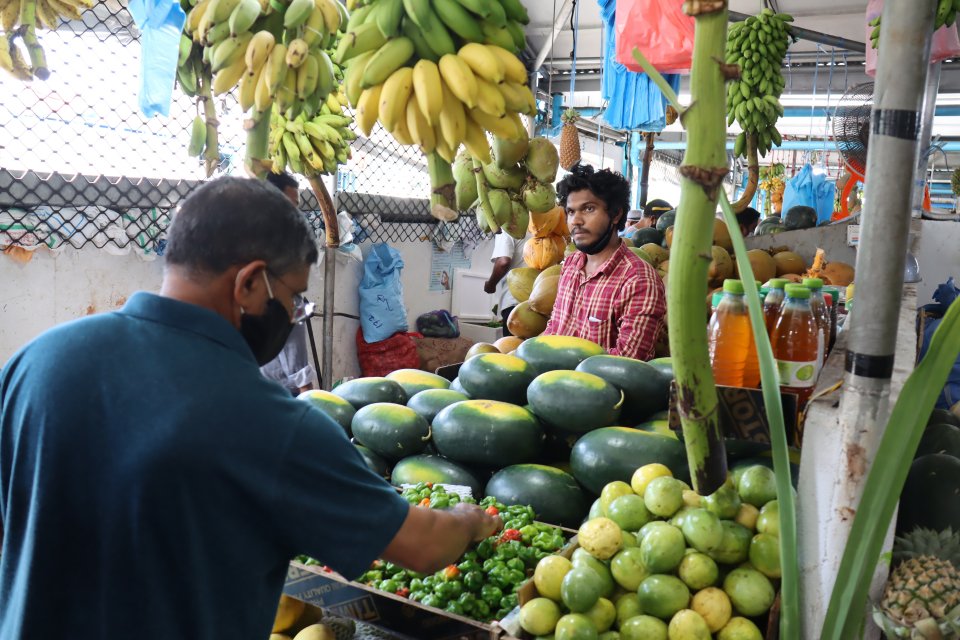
[729, 11, 866, 53]
[912, 61, 942, 217]
[796, 0, 936, 636]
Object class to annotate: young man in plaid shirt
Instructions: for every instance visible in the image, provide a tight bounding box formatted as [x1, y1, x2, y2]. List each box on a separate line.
[542, 164, 666, 360]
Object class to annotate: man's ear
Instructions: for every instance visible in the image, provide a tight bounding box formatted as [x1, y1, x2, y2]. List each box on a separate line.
[234, 260, 269, 310]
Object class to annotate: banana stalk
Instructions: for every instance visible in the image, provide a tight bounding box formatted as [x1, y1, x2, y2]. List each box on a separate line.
[731, 133, 758, 213]
[308, 175, 339, 248]
[19, 0, 49, 80]
[427, 152, 458, 222]
[632, 0, 730, 497]
[244, 108, 272, 179]
[196, 59, 220, 178]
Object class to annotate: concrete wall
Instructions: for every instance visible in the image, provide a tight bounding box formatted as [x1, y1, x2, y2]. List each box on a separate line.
[915, 219, 960, 305]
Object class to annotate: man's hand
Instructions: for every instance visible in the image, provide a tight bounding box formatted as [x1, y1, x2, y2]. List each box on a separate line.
[452, 502, 502, 541]
[483, 279, 497, 295]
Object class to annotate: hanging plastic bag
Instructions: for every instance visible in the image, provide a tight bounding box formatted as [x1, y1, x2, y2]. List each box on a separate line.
[918, 278, 960, 409]
[359, 243, 408, 343]
[865, 0, 960, 77]
[781, 164, 836, 225]
[128, 0, 186, 118]
[615, 0, 695, 74]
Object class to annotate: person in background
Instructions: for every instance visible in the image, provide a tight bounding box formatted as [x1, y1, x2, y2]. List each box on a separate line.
[263, 171, 317, 395]
[484, 229, 530, 336]
[635, 198, 673, 231]
[543, 164, 666, 360]
[736, 206, 762, 237]
[0, 177, 501, 640]
[620, 209, 644, 236]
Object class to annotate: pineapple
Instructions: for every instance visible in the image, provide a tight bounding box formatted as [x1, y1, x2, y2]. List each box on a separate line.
[874, 528, 960, 639]
[559, 108, 581, 170]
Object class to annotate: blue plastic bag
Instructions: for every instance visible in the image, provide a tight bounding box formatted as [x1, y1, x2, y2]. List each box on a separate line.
[128, 0, 186, 118]
[918, 278, 960, 410]
[781, 164, 837, 225]
[359, 243, 408, 343]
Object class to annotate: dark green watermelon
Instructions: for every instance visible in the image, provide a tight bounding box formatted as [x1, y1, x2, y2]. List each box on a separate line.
[917, 423, 960, 459]
[656, 209, 677, 232]
[570, 427, 688, 494]
[333, 377, 408, 409]
[928, 408, 960, 429]
[576, 355, 669, 423]
[390, 454, 482, 497]
[355, 444, 390, 479]
[630, 227, 664, 247]
[898, 454, 960, 533]
[783, 205, 817, 231]
[407, 388, 469, 424]
[755, 218, 785, 236]
[298, 389, 356, 434]
[485, 464, 588, 527]
[351, 403, 430, 461]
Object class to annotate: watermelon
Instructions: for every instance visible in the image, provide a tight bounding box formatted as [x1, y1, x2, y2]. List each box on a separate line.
[333, 377, 408, 409]
[647, 357, 674, 381]
[576, 355, 670, 424]
[570, 427, 688, 494]
[755, 218, 785, 236]
[916, 423, 960, 459]
[351, 403, 430, 461]
[390, 454, 482, 497]
[386, 369, 450, 397]
[630, 227, 663, 247]
[929, 408, 960, 429]
[527, 370, 623, 434]
[457, 353, 536, 404]
[783, 205, 817, 231]
[355, 444, 390, 479]
[635, 419, 678, 440]
[656, 209, 677, 232]
[407, 389, 469, 424]
[485, 464, 588, 527]
[298, 389, 356, 434]
[432, 400, 544, 466]
[897, 454, 960, 533]
[449, 377, 470, 397]
[515, 335, 606, 374]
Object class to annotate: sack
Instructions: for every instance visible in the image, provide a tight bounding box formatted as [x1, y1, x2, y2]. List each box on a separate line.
[359, 243, 408, 343]
[615, 0, 695, 74]
[356, 329, 421, 378]
[865, 0, 960, 77]
[781, 164, 837, 225]
[416, 310, 460, 338]
[918, 278, 960, 410]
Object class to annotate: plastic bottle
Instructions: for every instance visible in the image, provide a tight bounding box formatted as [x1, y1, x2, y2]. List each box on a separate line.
[803, 278, 831, 366]
[762, 278, 789, 335]
[772, 284, 821, 412]
[708, 279, 750, 387]
[823, 286, 841, 353]
[739, 281, 761, 388]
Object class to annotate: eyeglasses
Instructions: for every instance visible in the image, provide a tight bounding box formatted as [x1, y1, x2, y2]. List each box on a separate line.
[264, 271, 316, 324]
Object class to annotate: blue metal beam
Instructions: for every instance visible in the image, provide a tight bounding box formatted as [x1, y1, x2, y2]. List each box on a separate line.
[654, 139, 960, 152]
[782, 105, 960, 118]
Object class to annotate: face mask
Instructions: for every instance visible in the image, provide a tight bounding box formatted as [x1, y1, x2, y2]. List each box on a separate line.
[240, 272, 294, 365]
[576, 218, 617, 255]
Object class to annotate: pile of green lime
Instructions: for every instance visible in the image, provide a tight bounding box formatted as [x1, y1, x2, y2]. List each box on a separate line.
[518, 463, 782, 639]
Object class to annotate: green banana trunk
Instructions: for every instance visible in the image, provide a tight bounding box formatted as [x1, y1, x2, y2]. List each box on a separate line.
[19, 0, 48, 80]
[244, 106, 272, 179]
[428, 153, 458, 221]
[665, 4, 731, 495]
[731, 133, 758, 213]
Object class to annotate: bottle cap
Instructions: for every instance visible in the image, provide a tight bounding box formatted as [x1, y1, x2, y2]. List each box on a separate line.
[824, 292, 833, 306]
[759, 287, 771, 298]
[766, 278, 789, 290]
[712, 291, 724, 308]
[785, 284, 811, 299]
[802, 278, 824, 290]
[723, 279, 744, 294]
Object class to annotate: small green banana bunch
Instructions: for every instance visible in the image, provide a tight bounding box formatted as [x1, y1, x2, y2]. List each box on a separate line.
[0, 0, 94, 80]
[268, 90, 357, 176]
[870, 0, 960, 49]
[725, 8, 793, 159]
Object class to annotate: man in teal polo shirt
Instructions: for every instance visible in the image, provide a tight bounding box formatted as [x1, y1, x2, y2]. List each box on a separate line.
[0, 177, 500, 639]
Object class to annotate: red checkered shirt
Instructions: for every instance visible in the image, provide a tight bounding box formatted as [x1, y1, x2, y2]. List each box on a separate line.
[542, 241, 666, 360]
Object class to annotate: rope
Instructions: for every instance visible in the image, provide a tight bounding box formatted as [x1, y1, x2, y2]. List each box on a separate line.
[822, 47, 835, 164]
[569, 0, 579, 98]
[808, 45, 821, 142]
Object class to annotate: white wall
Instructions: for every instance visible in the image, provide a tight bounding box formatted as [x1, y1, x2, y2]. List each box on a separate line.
[915, 220, 960, 305]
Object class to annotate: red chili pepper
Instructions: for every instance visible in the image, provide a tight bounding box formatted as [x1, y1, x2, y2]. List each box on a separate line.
[396, 587, 410, 598]
[322, 566, 333, 573]
[499, 529, 522, 543]
[484, 506, 499, 516]
[442, 565, 460, 580]
[418, 498, 431, 507]
[426, 482, 434, 488]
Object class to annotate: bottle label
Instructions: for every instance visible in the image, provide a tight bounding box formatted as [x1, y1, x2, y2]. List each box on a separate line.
[777, 359, 819, 388]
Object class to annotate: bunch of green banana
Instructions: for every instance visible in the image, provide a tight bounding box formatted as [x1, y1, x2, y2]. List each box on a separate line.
[268, 88, 357, 176]
[1, 0, 93, 80]
[870, 0, 960, 49]
[725, 8, 792, 158]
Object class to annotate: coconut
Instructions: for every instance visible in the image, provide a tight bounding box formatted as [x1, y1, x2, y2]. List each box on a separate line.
[482, 162, 526, 191]
[641, 243, 669, 268]
[506, 267, 539, 302]
[665, 225, 675, 248]
[522, 180, 558, 214]
[772, 251, 806, 275]
[507, 301, 549, 338]
[524, 137, 560, 184]
[492, 134, 530, 170]
[821, 261, 855, 286]
[487, 189, 513, 227]
[528, 275, 560, 316]
[657, 259, 670, 279]
[466, 343, 499, 359]
[746, 249, 777, 283]
[494, 336, 523, 353]
[534, 264, 562, 287]
[503, 200, 529, 240]
[708, 246, 734, 287]
[714, 219, 733, 251]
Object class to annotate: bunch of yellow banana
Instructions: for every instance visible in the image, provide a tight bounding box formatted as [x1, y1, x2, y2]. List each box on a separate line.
[0, 0, 93, 80]
[180, 0, 348, 122]
[0, 32, 31, 80]
[268, 88, 356, 176]
[0, 0, 92, 33]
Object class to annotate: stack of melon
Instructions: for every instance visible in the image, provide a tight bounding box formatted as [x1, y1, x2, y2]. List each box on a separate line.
[298, 336, 682, 528]
[498, 263, 562, 339]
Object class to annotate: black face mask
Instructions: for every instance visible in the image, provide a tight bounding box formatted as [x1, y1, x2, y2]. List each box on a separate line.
[240, 273, 294, 365]
[576, 218, 618, 255]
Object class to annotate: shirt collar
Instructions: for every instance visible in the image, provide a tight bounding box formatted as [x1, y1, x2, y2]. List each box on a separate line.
[117, 291, 256, 363]
[573, 241, 630, 280]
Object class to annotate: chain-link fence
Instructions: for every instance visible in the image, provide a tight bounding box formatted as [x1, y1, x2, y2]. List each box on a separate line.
[0, 2, 483, 255]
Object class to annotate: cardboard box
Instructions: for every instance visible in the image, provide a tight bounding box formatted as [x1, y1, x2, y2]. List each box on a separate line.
[284, 562, 516, 640]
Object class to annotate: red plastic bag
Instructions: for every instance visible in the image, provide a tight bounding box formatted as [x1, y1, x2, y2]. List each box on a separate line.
[356, 328, 422, 378]
[616, 0, 695, 74]
[865, 0, 960, 77]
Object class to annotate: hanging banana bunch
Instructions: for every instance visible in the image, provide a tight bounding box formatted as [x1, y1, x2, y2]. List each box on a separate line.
[870, 0, 960, 49]
[1, 0, 93, 80]
[333, 0, 534, 222]
[725, 8, 792, 159]
[268, 89, 357, 176]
